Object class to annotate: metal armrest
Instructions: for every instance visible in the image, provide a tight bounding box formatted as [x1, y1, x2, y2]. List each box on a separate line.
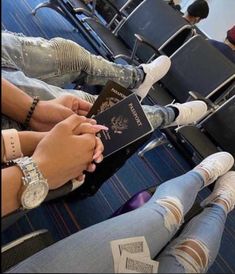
[104, 0, 128, 18]
[138, 133, 169, 157]
[114, 33, 162, 65]
[1, 230, 54, 272]
[114, 33, 161, 65]
[134, 34, 161, 57]
[107, 0, 135, 31]
[73, 7, 94, 17]
[130, 33, 162, 64]
[73, 0, 97, 17]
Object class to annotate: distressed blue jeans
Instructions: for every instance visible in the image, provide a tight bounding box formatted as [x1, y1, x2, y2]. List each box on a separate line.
[6, 171, 227, 273]
[2, 31, 175, 130]
[2, 31, 228, 274]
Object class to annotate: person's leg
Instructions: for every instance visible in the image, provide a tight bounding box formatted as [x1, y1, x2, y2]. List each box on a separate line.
[157, 171, 235, 273]
[2, 31, 170, 99]
[2, 65, 207, 131]
[2, 69, 96, 104]
[142, 100, 208, 130]
[6, 154, 233, 273]
[1, 31, 142, 88]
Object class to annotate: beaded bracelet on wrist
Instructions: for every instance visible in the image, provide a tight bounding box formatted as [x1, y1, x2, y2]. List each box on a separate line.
[23, 96, 40, 129]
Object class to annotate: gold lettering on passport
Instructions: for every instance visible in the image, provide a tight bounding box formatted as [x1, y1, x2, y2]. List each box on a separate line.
[111, 88, 126, 99]
[128, 103, 142, 127]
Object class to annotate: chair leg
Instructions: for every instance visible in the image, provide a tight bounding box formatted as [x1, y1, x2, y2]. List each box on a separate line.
[138, 133, 169, 157]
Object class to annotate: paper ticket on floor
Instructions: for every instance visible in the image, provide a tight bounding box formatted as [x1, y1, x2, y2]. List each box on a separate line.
[118, 251, 159, 273]
[111, 236, 150, 273]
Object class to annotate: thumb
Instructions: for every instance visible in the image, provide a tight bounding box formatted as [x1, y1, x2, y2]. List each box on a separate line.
[59, 105, 75, 119]
[61, 114, 87, 131]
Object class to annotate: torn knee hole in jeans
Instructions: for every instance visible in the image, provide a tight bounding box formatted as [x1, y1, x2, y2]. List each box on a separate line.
[156, 197, 184, 232]
[172, 239, 209, 273]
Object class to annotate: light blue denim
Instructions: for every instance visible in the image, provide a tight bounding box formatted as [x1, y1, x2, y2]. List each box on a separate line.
[2, 30, 143, 96]
[3, 32, 228, 273]
[6, 171, 228, 273]
[2, 31, 228, 273]
[1, 31, 175, 130]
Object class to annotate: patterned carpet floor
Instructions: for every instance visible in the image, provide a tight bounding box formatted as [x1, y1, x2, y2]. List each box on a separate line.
[2, 0, 235, 273]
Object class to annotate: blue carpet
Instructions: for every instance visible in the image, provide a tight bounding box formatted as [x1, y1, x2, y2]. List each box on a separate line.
[2, 1, 235, 273]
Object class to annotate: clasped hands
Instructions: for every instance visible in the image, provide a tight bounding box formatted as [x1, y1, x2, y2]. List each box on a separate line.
[29, 95, 106, 190]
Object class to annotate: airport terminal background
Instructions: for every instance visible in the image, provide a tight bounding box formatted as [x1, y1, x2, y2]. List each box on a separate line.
[180, 0, 235, 42]
[1, 0, 235, 273]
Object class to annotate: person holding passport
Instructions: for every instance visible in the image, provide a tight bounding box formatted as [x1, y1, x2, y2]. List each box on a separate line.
[2, 32, 235, 273]
[2, 79, 235, 274]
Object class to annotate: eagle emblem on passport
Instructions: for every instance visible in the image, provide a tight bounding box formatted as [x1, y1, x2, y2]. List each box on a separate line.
[111, 116, 128, 134]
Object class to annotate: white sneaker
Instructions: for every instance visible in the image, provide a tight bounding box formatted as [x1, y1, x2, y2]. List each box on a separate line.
[194, 152, 234, 187]
[201, 171, 235, 212]
[166, 100, 207, 127]
[134, 55, 171, 101]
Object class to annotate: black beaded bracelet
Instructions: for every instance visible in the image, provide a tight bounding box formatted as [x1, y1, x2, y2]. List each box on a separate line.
[23, 96, 40, 129]
[2, 160, 17, 168]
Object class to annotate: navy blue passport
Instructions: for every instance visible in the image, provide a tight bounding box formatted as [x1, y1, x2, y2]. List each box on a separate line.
[87, 80, 132, 118]
[94, 93, 153, 158]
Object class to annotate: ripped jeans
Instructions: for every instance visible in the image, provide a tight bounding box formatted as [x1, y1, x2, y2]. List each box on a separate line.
[1, 31, 175, 131]
[2, 31, 144, 95]
[7, 171, 227, 273]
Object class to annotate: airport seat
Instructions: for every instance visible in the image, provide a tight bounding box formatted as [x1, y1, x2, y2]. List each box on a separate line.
[82, 0, 193, 61]
[31, 0, 141, 59]
[174, 95, 235, 169]
[200, 95, 235, 157]
[1, 229, 55, 272]
[161, 35, 235, 103]
[94, 0, 143, 30]
[32, 0, 96, 19]
[32, 0, 193, 62]
[142, 35, 235, 159]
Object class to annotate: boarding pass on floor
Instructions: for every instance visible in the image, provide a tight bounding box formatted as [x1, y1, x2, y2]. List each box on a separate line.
[111, 236, 159, 273]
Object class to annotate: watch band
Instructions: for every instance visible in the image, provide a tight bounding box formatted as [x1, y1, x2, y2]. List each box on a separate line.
[2, 129, 23, 162]
[14, 156, 46, 186]
[14, 156, 49, 210]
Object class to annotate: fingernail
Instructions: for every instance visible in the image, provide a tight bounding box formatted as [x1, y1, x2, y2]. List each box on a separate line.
[95, 155, 103, 164]
[92, 125, 109, 131]
[93, 151, 101, 160]
[89, 163, 96, 172]
[89, 119, 97, 125]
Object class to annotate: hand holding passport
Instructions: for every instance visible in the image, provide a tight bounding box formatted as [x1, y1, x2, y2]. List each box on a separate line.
[87, 81, 153, 158]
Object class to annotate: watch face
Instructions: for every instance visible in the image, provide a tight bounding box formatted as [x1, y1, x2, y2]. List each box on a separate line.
[21, 181, 49, 209]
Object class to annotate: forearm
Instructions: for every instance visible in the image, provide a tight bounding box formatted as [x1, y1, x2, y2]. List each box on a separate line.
[1, 166, 23, 217]
[1, 78, 33, 123]
[18, 131, 46, 156]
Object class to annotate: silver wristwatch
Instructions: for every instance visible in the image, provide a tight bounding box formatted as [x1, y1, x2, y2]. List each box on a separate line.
[14, 157, 49, 210]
